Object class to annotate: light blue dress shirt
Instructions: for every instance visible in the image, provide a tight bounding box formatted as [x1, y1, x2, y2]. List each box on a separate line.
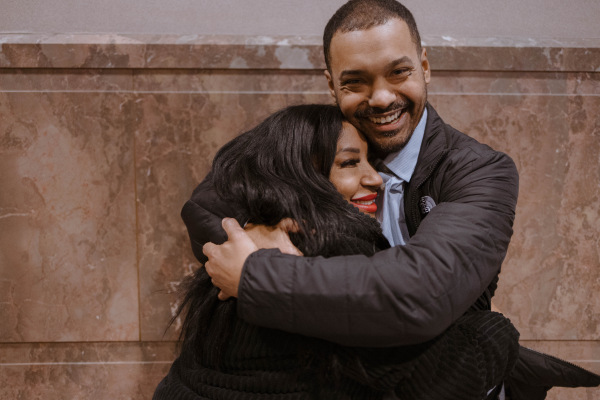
[376, 109, 427, 246]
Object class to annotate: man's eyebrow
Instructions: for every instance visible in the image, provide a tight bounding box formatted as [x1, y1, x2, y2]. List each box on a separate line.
[386, 56, 414, 68]
[338, 56, 415, 81]
[336, 147, 361, 154]
[339, 70, 363, 80]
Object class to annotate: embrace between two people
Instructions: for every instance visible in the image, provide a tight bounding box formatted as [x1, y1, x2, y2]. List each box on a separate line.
[154, 1, 600, 399]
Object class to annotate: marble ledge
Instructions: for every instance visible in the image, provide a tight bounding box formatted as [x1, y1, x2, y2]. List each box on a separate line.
[1, 33, 599, 72]
[0, 341, 177, 400]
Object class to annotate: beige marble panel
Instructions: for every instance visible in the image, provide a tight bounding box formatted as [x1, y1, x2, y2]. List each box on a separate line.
[567, 72, 600, 95]
[134, 88, 331, 340]
[428, 45, 600, 72]
[429, 71, 569, 95]
[143, 42, 324, 70]
[0, 91, 139, 342]
[429, 91, 600, 340]
[0, 38, 146, 69]
[133, 69, 329, 94]
[0, 69, 133, 92]
[0, 342, 176, 400]
[430, 71, 599, 97]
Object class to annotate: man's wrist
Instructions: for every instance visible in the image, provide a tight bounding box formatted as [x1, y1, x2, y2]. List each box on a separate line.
[236, 248, 282, 314]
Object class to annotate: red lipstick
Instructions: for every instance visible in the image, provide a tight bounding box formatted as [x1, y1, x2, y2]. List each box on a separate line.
[351, 193, 377, 201]
[350, 193, 378, 214]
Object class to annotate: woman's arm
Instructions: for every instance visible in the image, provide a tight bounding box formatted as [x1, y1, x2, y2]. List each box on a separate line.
[181, 173, 247, 263]
[339, 311, 519, 399]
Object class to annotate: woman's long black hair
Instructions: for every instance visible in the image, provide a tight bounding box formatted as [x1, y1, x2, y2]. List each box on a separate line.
[175, 104, 387, 373]
[210, 103, 374, 256]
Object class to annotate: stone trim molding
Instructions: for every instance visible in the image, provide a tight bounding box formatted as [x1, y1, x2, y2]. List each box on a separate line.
[1, 34, 599, 72]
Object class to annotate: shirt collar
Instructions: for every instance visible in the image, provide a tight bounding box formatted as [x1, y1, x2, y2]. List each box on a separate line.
[381, 108, 427, 182]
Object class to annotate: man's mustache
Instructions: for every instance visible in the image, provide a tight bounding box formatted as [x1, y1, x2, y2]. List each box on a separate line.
[354, 101, 411, 118]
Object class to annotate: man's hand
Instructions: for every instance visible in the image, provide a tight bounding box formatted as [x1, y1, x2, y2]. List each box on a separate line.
[203, 218, 258, 300]
[203, 218, 302, 301]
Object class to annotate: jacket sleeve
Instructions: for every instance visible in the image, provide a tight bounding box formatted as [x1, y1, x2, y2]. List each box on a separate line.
[181, 174, 247, 263]
[339, 311, 520, 397]
[237, 150, 519, 347]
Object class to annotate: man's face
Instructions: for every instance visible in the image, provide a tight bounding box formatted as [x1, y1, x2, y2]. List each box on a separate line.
[325, 18, 430, 156]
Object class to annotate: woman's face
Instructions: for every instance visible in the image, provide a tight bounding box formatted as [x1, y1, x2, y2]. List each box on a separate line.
[329, 122, 383, 217]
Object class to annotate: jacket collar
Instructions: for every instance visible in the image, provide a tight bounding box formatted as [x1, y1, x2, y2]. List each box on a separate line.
[410, 103, 450, 188]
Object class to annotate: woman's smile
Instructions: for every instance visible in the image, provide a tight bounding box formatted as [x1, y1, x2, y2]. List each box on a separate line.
[350, 193, 378, 213]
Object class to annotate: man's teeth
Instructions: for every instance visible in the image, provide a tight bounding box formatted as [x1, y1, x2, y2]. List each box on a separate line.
[368, 110, 402, 124]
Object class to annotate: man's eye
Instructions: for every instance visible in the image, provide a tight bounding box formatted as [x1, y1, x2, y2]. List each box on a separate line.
[393, 68, 413, 78]
[341, 79, 361, 86]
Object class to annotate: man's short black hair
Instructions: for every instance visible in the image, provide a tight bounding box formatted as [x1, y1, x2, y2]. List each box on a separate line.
[323, 0, 422, 71]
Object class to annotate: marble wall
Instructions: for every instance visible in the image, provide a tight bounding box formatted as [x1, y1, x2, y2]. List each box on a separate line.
[0, 34, 598, 399]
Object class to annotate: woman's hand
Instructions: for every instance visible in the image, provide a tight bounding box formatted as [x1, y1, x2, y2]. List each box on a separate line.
[245, 218, 302, 256]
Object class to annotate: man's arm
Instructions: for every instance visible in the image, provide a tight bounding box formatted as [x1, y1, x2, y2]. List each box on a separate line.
[238, 204, 509, 346]
[202, 202, 511, 346]
[201, 150, 518, 347]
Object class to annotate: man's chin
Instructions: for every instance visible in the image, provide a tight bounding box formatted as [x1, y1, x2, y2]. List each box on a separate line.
[367, 130, 412, 155]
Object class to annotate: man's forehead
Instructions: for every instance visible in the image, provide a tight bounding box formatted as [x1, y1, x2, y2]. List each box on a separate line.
[331, 18, 411, 43]
[329, 20, 419, 70]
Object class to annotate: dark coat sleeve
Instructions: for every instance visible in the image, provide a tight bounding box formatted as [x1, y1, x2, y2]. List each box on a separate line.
[339, 311, 520, 398]
[236, 149, 519, 347]
[181, 174, 247, 263]
[506, 345, 600, 399]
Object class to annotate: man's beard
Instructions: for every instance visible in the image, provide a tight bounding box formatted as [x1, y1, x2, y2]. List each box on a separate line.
[354, 100, 416, 155]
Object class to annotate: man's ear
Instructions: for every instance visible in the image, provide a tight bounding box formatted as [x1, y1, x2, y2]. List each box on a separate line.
[324, 69, 337, 101]
[420, 48, 431, 84]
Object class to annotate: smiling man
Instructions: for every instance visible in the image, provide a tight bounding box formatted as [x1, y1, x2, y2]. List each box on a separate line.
[196, 0, 519, 349]
[324, 17, 429, 157]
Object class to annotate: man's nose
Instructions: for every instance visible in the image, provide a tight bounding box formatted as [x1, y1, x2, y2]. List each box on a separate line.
[368, 79, 395, 110]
